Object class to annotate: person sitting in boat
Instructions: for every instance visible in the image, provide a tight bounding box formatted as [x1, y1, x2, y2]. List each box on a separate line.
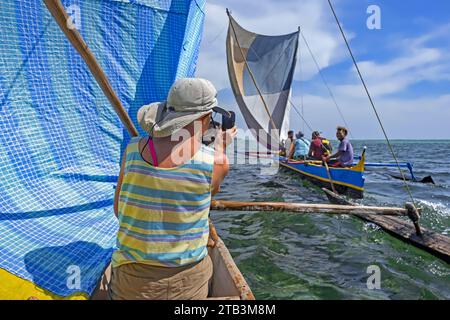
[110, 78, 236, 300]
[284, 130, 295, 158]
[308, 131, 332, 160]
[289, 131, 310, 160]
[325, 126, 354, 167]
[280, 139, 288, 156]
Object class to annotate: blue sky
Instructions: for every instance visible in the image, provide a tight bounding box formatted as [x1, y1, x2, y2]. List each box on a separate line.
[196, 0, 450, 139]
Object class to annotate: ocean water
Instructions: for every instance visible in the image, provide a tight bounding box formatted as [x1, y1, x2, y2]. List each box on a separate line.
[211, 140, 450, 300]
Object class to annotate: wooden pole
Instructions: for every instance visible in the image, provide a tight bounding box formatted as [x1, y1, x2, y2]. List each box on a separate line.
[323, 161, 337, 193]
[211, 200, 408, 216]
[43, 0, 139, 137]
[322, 188, 450, 264]
[45, 0, 229, 256]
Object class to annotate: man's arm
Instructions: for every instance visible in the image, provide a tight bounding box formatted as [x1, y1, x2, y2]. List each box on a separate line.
[327, 142, 344, 161]
[114, 151, 127, 218]
[288, 143, 295, 159]
[211, 126, 237, 196]
[208, 127, 236, 248]
[327, 150, 342, 160]
[211, 153, 229, 196]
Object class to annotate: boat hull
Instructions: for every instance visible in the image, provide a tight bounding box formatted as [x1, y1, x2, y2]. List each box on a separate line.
[279, 157, 365, 199]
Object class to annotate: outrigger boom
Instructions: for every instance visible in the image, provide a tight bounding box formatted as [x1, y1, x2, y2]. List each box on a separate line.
[362, 160, 415, 179]
[360, 159, 434, 184]
[322, 188, 450, 264]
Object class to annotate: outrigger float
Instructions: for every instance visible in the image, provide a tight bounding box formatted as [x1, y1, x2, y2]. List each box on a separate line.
[363, 160, 435, 184]
[322, 189, 450, 264]
[212, 198, 450, 264]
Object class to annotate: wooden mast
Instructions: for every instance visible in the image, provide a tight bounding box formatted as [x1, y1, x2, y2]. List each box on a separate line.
[43, 0, 138, 137]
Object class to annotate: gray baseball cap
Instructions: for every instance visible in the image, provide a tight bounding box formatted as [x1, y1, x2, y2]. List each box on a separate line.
[138, 78, 230, 137]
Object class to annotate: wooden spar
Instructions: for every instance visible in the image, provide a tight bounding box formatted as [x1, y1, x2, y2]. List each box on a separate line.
[43, 0, 139, 137]
[323, 161, 337, 194]
[322, 188, 450, 264]
[211, 200, 408, 216]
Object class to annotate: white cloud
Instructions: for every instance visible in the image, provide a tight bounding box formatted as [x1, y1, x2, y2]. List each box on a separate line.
[335, 25, 450, 98]
[196, 1, 450, 139]
[196, 0, 347, 90]
[290, 92, 450, 140]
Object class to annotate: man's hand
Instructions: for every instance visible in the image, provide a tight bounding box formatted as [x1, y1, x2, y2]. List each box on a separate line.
[214, 126, 238, 150]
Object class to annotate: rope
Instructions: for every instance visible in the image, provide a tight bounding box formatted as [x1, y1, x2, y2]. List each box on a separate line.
[205, 23, 227, 45]
[290, 101, 314, 131]
[327, 0, 416, 207]
[300, 31, 354, 139]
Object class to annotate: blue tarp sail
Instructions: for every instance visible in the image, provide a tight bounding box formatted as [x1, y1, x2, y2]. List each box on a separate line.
[0, 0, 205, 298]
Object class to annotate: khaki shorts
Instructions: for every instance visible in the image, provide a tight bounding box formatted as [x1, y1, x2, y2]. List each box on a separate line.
[108, 255, 213, 300]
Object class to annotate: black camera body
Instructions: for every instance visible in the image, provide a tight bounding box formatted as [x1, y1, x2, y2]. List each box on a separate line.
[221, 111, 235, 131]
[203, 110, 235, 146]
[210, 110, 235, 131]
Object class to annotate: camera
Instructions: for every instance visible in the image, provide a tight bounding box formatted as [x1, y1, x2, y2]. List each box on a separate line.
[203, 110, 235, 146]
[221, 111, 235, 131]
[210, 110, 235, 131]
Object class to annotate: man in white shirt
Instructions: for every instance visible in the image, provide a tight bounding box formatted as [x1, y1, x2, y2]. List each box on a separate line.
[284, 130, 295, 158]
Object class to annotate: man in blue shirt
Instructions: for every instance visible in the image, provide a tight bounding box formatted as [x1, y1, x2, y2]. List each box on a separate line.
[325, 126, 354, 167]
[289, 131, 310, 160]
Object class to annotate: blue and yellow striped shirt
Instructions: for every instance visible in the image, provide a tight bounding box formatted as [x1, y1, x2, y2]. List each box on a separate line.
[112, 137, 215, 268]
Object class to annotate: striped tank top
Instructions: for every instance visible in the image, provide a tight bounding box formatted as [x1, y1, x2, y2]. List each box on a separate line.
[112, 137, 215, 268]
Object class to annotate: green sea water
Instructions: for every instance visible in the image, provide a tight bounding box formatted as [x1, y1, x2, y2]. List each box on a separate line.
[212, 140, 450, 300]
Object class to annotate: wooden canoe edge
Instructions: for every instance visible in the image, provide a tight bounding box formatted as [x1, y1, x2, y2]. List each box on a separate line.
[322, 188, 450, 264]
[208, 238, 255, 300]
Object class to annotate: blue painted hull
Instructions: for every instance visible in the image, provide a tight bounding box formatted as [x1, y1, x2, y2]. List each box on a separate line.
[279, 157, 365, 198]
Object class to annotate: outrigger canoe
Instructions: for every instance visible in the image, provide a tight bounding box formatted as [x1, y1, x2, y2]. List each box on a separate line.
[279, 150, 366, 199]
[225, 14, 365, 199]
[92, 237, 255, 300]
